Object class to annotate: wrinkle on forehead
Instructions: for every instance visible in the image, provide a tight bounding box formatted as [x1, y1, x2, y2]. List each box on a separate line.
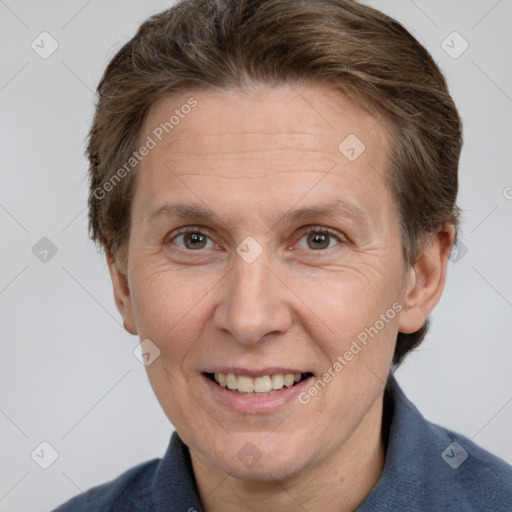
[157, 130, 347, 160]
[139, 82, 389, 153]
[163, 169, 337, 179]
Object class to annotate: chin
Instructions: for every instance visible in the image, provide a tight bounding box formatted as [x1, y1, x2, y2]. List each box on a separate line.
[205, 432, 315, 482]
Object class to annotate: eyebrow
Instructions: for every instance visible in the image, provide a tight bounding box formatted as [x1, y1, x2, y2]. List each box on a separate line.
[147, 198, 370, 227]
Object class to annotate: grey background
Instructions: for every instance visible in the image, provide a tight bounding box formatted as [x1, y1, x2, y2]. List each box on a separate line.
[1, 1, 511, 510]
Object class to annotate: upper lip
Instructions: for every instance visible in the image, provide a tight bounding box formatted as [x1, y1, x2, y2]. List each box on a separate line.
[203, 367, 311, 378]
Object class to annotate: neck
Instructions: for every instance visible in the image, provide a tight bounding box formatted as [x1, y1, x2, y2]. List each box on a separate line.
[190, 392, 386, 512]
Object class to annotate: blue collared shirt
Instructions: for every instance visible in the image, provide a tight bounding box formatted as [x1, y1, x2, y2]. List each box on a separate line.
[53, 375, 512, 511]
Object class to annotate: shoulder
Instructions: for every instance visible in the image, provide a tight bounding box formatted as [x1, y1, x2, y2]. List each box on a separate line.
[52, 458, 160, 512]
[426, 419, 512, 511]
[52, 431, 203, 512]
[366, 376, 512, 511]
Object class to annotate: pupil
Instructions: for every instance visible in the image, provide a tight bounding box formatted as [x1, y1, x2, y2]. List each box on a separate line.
[309, 233, 328, 250]
[186, 233, 206, 249]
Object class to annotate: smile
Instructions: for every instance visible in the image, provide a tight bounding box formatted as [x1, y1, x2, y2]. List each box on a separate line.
[204, 372, 314, 395]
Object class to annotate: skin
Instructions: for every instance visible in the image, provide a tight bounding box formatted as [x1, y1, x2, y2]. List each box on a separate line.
[108, 82, 454, 512]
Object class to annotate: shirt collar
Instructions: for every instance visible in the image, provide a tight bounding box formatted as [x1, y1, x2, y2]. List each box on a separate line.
[356, 373, 457, 510]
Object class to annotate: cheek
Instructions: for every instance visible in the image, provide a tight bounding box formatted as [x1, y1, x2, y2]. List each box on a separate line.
[300, 270, 401, 388]
[130, 264, 216, 350]
[299, 267, 399, 335]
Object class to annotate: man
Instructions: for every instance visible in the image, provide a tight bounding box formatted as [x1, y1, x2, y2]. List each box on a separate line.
[54, 0, 512, 510]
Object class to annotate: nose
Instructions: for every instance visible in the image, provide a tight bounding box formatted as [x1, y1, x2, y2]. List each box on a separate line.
[212, 249, 293, 345]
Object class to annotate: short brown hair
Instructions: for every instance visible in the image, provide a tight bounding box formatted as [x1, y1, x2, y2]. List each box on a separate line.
[87, 0, 462, 366]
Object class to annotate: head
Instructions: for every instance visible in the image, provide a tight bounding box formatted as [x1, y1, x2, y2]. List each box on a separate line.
[88, 0, 461, 481]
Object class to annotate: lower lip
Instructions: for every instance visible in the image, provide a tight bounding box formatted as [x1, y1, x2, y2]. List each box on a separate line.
[202, 374, 314, 414]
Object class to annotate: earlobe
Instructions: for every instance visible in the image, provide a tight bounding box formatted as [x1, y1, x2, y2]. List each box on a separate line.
[398, 226, 455, 334]
[106, 252, 138, 335]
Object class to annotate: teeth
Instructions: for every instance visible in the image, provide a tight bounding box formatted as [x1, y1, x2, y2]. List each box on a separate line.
[254, 376, 272, 393]
[237, 375, 254, 393]
[283, 374, 295, 388]
[226, 373, 237, 390]
[213, 372, 307, 393]
[271, 374, 284, 389]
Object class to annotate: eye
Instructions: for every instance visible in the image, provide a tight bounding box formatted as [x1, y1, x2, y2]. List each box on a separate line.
[296, 226, 345, 251]
[166, 226, 345, 253]
[168, 227, 216, 251]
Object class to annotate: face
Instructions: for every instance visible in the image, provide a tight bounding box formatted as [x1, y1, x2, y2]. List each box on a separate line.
[111, 82, 432, 481]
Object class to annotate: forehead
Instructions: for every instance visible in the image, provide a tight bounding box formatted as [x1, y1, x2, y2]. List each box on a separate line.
[132, 82, 394, 225]
[139, 82, 388, 159]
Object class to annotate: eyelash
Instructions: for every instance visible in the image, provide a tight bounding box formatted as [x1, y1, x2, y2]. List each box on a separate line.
[166, 225, 345, 253]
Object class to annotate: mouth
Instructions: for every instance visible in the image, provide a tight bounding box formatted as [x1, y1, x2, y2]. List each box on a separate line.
[203, 371, 314, 396]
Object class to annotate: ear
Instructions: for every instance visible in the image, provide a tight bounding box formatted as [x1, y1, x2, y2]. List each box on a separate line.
[398, 225, 455, 334]
[107, 252, 138, 335]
